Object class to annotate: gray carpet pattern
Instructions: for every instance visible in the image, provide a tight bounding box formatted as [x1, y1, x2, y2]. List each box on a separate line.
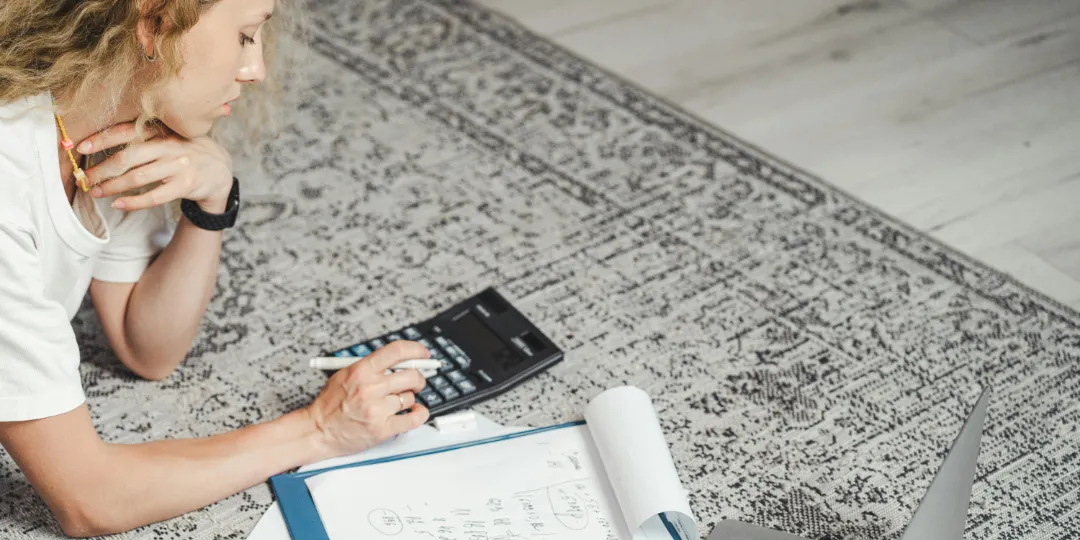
[2, 0, 1079, 538]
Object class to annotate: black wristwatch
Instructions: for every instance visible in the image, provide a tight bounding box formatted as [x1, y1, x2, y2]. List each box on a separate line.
[181, 177, 240, 231]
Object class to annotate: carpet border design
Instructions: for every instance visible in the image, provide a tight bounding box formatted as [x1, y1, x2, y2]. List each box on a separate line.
[406, 0, 1080, 329]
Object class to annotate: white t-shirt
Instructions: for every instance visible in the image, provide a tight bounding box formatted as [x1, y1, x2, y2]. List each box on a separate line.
[0, 92, 174, 422]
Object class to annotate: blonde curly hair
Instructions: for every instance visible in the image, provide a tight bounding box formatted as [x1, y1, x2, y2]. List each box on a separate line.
[0, 0, 308, 157]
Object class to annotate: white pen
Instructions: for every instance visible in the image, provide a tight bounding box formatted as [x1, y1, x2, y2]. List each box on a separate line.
[386, 359, 447, 371]
[308, 357, 448, 372]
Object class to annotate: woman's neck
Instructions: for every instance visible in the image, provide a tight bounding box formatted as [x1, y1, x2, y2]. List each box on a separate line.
[53, 88, 140, 204]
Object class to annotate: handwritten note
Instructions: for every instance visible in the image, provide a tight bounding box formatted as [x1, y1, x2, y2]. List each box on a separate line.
[307, 425, 631, 540]
[304, 387, 698, 540]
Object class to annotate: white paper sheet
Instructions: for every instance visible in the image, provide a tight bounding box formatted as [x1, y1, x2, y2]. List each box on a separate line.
[309, 423, 631, 540]
[246, 413, 517, 540]
[584, 386, 698, 540]
[300, 386, 696, 540]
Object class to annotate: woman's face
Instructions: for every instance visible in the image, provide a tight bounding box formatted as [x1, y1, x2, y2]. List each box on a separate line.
[148, 0, 275, 138]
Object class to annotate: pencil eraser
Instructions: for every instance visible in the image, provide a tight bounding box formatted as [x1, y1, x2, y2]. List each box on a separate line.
[434, 410, 477, 434]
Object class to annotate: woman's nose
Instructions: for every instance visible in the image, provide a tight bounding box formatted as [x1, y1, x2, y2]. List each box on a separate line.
[238, 45, 266, 83]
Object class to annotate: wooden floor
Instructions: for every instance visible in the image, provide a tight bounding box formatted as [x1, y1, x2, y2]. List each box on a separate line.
[475, 0, 1080, 310]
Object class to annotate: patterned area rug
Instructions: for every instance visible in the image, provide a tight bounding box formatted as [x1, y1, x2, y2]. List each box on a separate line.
[3, 0, 1079, 538]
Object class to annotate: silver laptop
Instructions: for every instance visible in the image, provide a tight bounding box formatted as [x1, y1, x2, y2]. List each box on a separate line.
[708, 387, 991, 540]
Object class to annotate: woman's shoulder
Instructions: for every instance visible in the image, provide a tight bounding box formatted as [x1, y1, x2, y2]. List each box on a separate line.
[0, 93, 48, 183]
[0, 94, 48, 226]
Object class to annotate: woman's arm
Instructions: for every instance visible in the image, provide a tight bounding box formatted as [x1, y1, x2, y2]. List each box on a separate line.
[0, 342, 430, 538]
[86, 124, 236, 380]
[0, 404, 318, 537]
[91, 204, 226, 380]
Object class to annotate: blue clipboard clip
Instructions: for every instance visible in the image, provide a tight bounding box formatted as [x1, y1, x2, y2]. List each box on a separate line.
[269, 420, 586, 540]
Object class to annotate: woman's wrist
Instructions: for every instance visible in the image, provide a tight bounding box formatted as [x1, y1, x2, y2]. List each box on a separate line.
[196, 198, 228, 214]
[275, 407, 334, 468]
[300, 406, 339, 464]
[194, 176, 234, 214]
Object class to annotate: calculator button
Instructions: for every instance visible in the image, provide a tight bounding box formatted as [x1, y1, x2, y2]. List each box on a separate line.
[450, 349, 474, 366]
[349, 344, 372, 357]
[370, 338, 386, 349]
[476, 370, 493, 383]
[421, 389, 443, 407]
[387, 333, 403, 341]
[404, 327, 422, 340]
[427, 346, 447, 360]
[417, 387, 439, 405]
[438, 360, 455, 374]
[435, 336, 449, 347]
[446, 370, 467, 383]
[456, 379, 477, 394]
[438, 386, 461, 401]
[429, 376, 450, 389]
[418, 338, 434, 349]
[452, 355, 471, 370]
[333, 349, 353, 357]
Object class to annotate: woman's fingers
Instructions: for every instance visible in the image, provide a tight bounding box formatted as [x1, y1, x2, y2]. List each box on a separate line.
[340, 366, 424, 412]
[85, 138, 178, 187]
[360, 341, 431, 375]
[384, 369, 427, 395]
[77, 121, 169, 153]
[93, 156, 190, 198]
[76, 122, 139, 154]
[112, 175, 190, 211]
[381, 391, 417, 416]
[385, 404, 430, 435]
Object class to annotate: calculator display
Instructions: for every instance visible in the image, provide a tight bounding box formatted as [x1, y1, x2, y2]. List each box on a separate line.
[453, 311, 515, 364]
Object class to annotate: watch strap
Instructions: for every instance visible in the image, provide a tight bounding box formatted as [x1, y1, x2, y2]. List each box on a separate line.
[180, 177, 240, 231]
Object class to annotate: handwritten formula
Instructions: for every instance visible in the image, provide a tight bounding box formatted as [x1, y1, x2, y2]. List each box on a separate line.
[309, 426, 630, 540]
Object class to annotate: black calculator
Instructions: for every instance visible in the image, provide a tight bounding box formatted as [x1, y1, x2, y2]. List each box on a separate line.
[324, 287, 563, 417]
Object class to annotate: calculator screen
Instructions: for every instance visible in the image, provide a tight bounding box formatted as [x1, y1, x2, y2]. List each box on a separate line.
[454, 311, 515, 364]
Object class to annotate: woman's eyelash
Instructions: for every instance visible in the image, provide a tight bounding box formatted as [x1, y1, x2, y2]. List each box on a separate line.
[240, 34, 256, 46]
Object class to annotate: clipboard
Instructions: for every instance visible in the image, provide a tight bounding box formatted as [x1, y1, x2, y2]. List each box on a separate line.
[269, 421, 585, 540]
[268, 386, 697, 540]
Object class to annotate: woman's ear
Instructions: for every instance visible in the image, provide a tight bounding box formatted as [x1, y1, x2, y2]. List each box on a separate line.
[134, 0, 171, 61]
[135, 16, 158, 60]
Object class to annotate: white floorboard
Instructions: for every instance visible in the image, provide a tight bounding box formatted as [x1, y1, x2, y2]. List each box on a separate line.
[476, 0, 1080, 308]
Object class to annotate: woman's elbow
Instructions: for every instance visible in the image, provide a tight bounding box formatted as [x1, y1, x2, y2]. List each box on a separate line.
[59, 518, 114, 538]
[122, 351, 183, 381]
[54, 499, 126, 538]
[134, 364, 177, 382]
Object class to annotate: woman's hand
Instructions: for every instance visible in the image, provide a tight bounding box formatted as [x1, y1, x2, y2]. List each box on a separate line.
[79, 121, 234, 213]
[306, 341, 431, 459]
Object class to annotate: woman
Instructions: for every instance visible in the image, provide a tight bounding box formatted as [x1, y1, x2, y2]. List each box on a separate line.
[0, 0, 430, 536]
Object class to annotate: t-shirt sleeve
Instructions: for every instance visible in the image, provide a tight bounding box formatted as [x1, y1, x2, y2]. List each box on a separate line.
[0, 221, 86, 422]
[91, 199, 176, 283]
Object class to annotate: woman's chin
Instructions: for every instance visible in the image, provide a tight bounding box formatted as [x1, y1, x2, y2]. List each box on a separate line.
[163, 120, 212, 140]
